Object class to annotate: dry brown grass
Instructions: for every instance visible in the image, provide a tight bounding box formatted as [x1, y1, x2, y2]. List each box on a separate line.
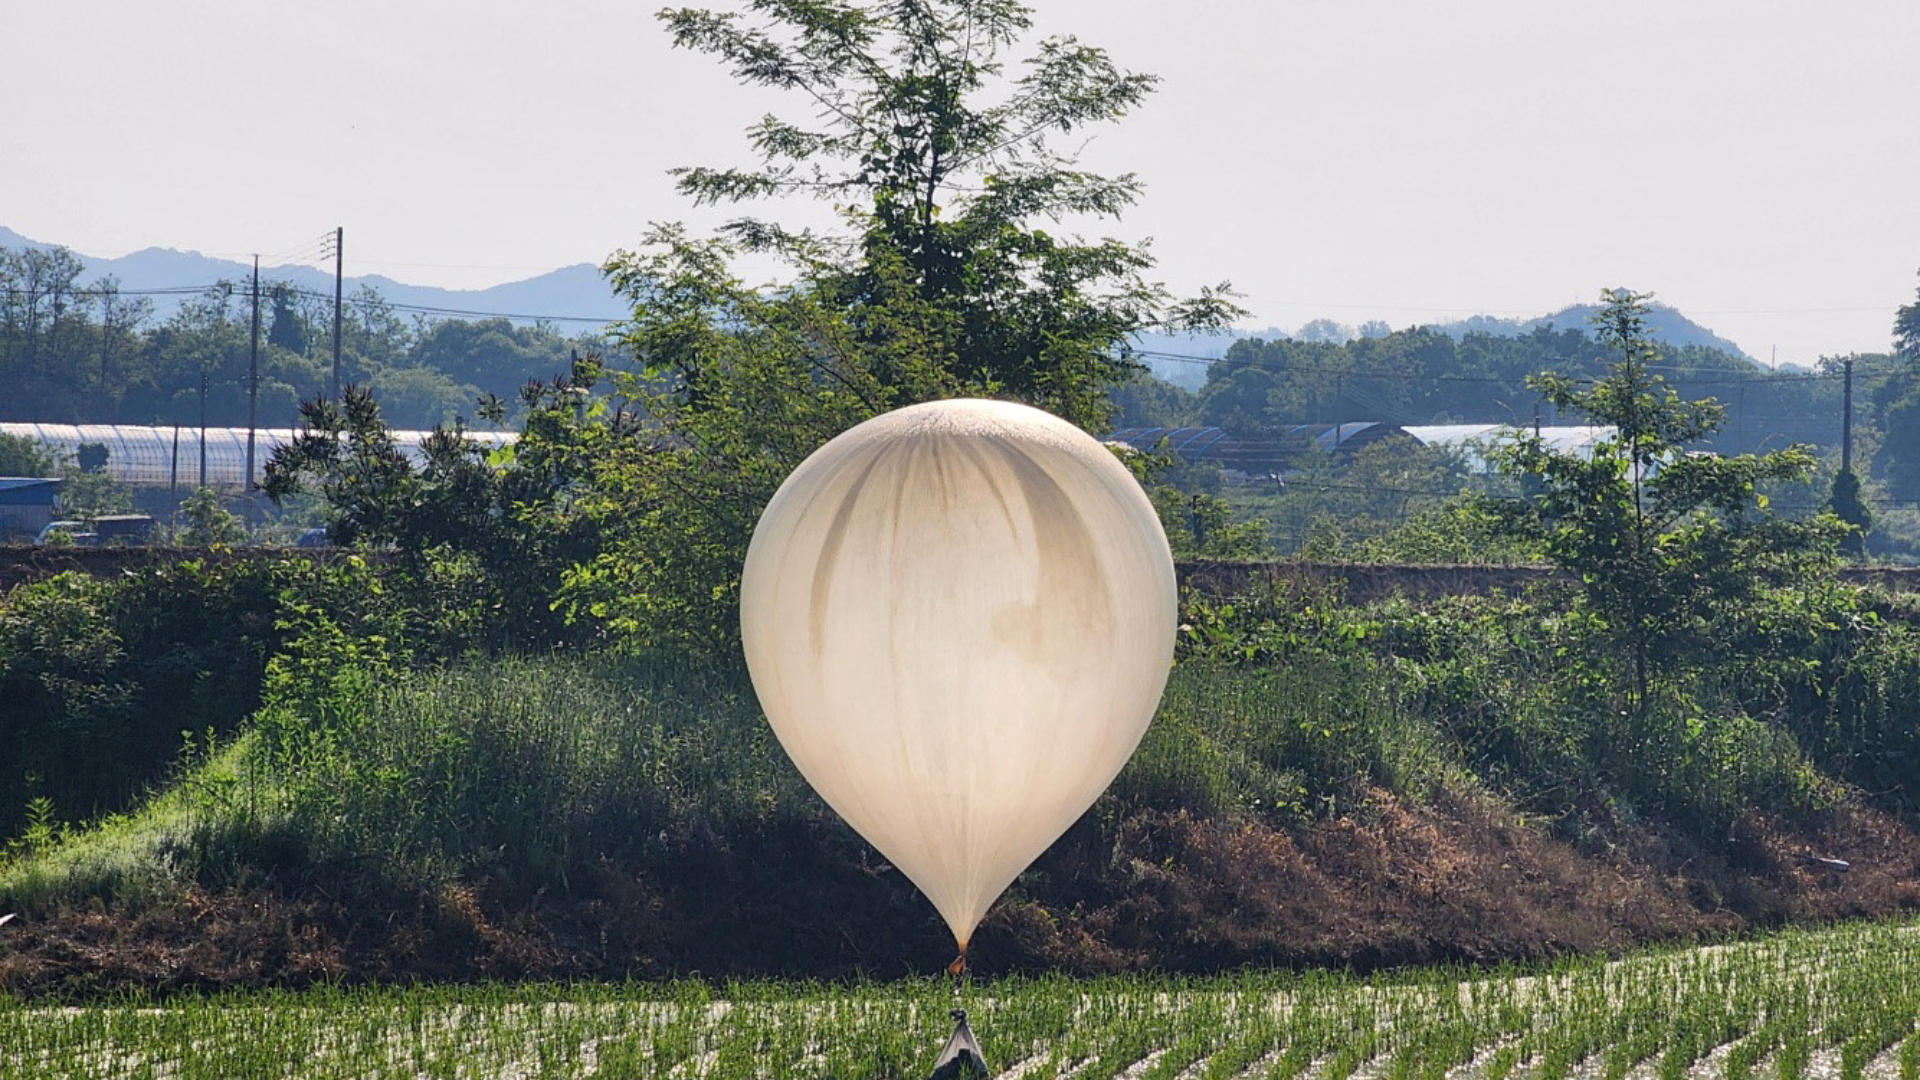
[4, 789, 1914, 997]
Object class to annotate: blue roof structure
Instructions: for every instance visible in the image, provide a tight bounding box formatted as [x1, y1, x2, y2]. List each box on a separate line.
[0, 478, 61, 505]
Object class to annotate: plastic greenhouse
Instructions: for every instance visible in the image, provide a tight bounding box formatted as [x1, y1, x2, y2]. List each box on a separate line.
[0, 423, 514, 491]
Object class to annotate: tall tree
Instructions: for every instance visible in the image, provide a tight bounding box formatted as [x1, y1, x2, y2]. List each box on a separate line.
[0, 247, 87, 380]
[92, 275, 153, 413]
[564, 0, 1237, 652]
[1896, 270, 1920, 361]
[1494, 289, 1841, 717]
[643, 0, 1237, 430]
[267, 283, 308, 355]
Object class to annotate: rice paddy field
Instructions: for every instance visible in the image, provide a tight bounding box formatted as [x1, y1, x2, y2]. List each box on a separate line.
[2, 918, 1916, 1080]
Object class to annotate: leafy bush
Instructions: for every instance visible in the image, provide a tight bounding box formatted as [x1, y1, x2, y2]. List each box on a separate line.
[0, 551, 505, 846]
[0, 563, 280, 838]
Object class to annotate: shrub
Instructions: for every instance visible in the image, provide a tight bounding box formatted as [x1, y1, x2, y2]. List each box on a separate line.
[0, 563, 278, 838]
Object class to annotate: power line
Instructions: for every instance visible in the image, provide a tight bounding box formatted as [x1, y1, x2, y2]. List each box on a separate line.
[1, 281, 624, 325]
[269, 285, 622, 326]
[1, 284, 230, 298]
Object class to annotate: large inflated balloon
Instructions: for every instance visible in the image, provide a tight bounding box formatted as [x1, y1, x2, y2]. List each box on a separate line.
[740, 398, 1177, 952]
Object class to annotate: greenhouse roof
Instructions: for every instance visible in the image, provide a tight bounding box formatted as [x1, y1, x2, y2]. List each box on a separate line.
[1400, 424, 1615, 473]
[1106, 423, 1408, 475]
[0, 423, 515, 490]
[1402, 424, 1614, 459]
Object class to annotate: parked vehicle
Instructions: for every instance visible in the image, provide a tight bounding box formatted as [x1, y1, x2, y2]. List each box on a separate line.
[34, 514, 153, 546]
[35, 520, 99, 545]
[92, 515, 156, 545]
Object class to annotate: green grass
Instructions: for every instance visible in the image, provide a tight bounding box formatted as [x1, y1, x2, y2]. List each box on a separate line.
[0, 653, 1456, 915]
[2, 918, 1914, 1080]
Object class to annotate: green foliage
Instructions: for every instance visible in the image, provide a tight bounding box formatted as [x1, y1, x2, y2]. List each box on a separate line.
[1149, 488, 1273, 560]
[1169, 580, 1865, 831]
[0, 247, 122, 422]
[1896, 269, 1920, 361]
[1127, 448, 1274, 560]
[1871, 359, 1920, 508]
[263, 378, 609, 650]
[0, 550, 533, 851]
[1335, 497, 1542, 564]
[1, 921, 1917, 1074]
[1293, 437, 1476, 557]
[266, 284, 306, 354]
[31, 439, 138, 525]
[177, 486, 245, 546]
[1495, 289, 1842, 709]
[362, 364, 471, 427]
[567, 0, 1238, 656]
[1829, 468, 1872, 557]
[565, 236, 888, 652]
[657, 0, 1238, 430]
[253, 654, 804, 889]
[1195, 323, 1770, 438]
[0, 240, 605, 430]
[409, 317, 577, 404]
[0, 562, 285, 840]
[1192, 436, 1481, 559]
[54, 465, 133, 520]
[1109, 370, 1197, 428]
[1716, 582, 1920, 806]
[0, 431, 55, 477]
[2, 796, 63, 861]
[1122, 658, 1455, 820]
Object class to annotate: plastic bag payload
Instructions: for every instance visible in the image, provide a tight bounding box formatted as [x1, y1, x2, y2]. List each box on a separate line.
[740, 399, 1177, 954]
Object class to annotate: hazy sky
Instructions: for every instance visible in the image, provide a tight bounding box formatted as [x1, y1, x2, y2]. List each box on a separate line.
[5, 0, 1916, 364]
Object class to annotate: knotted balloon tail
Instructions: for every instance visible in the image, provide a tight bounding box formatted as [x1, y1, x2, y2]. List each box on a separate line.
[947, 945, 968, 978]
[929, 1008, 989, 1079]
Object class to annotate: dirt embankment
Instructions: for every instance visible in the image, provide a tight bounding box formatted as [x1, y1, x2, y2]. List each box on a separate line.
[3, 792, 1913, 995]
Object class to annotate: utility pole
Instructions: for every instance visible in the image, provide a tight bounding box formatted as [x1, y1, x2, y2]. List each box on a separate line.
[1842, 356, 1855, 475]
[331, 225, 344, 402]
[246, 255, 261, 523]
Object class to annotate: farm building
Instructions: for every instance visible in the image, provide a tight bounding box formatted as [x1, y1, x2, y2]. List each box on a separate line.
[0, 423, 516, 492]
[1401, 424, 1615, 472]
[0, 477, 62, 540]
[1109, 422, 1617, 478]
[1107, 423, 1406, 476]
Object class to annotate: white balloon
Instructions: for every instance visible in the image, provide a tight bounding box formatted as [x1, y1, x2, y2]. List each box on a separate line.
[740, 398, 1177, 952]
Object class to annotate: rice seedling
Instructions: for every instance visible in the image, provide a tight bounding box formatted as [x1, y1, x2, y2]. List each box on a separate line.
[0, 916, 1914, 1079]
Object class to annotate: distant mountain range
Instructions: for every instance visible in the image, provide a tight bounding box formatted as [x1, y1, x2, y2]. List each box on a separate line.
[0, 226, 631, 328]
[1438, 306, 1753, 360]
[1135, 304, 1756, 389]
[4, 227, 1756, 375]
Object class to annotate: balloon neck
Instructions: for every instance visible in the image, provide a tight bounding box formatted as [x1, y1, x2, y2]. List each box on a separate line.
[947, 945, 968, 978]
